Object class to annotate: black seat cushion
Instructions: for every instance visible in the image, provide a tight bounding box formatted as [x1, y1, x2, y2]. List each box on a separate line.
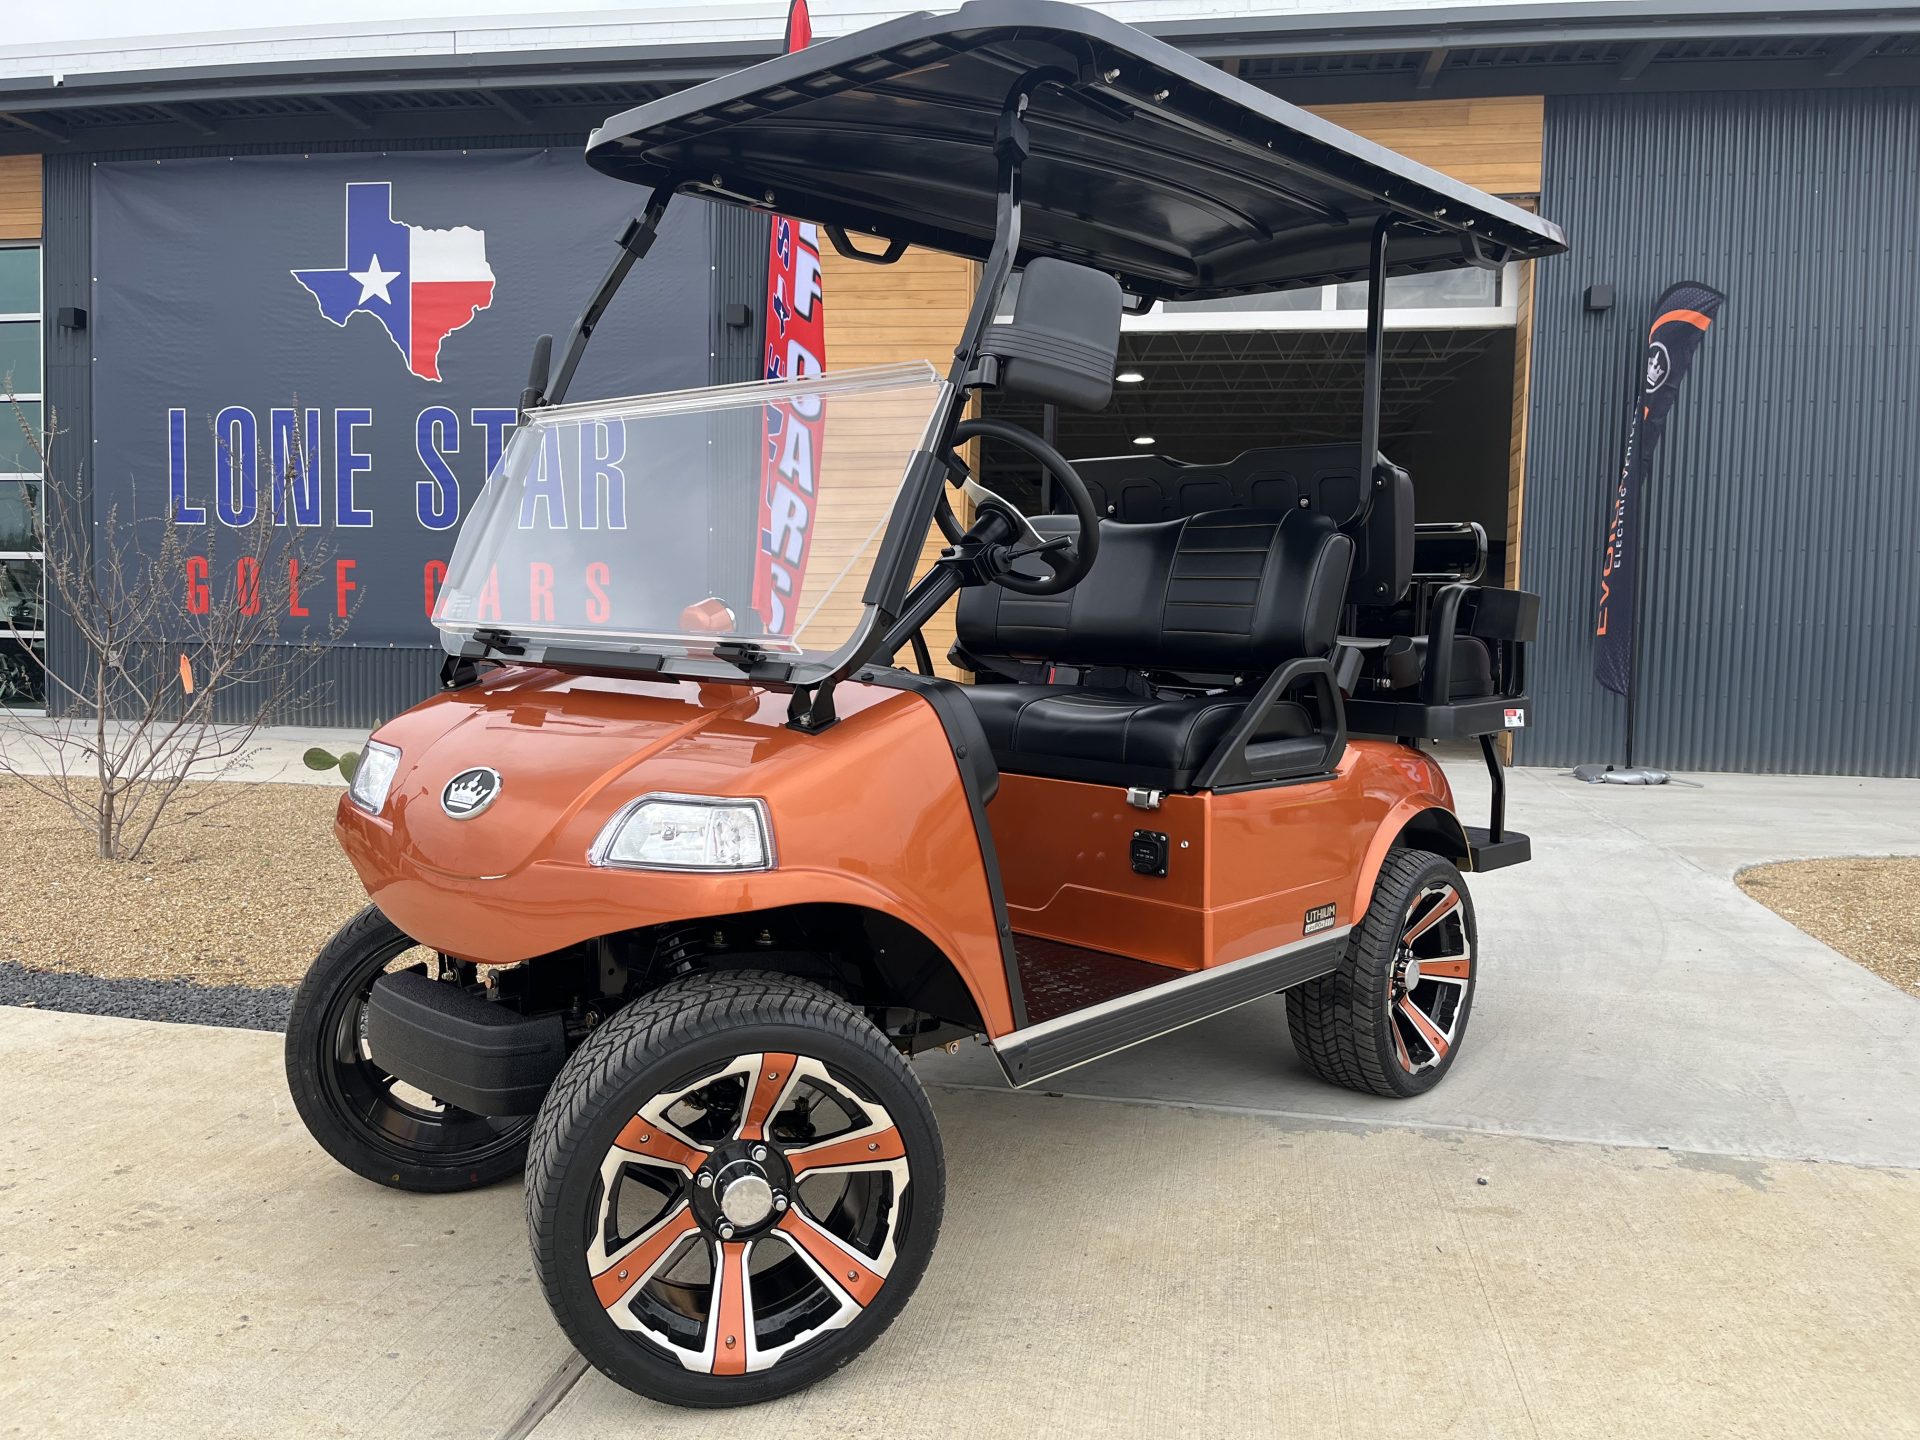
[962, 683, 1318, 790]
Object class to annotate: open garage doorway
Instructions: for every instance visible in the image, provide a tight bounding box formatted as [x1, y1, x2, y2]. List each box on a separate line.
[979, 264, 1530, 591]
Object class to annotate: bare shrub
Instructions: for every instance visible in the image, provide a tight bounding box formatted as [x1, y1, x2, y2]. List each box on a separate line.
[2, 393, 351, 860]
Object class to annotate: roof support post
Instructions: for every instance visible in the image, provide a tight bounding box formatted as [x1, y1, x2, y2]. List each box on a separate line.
[1359, 214, 1390, 499]
[945, 91, 1030, 400]
[545, 182, 675, 405]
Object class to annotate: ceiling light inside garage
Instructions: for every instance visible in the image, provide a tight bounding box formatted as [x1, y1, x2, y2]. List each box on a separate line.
[1116, 371, 1144, 383]
[1132, 435, 1155, 445]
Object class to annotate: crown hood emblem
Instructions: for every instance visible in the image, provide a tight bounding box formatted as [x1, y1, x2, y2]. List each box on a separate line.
[441, 766, 502, 819]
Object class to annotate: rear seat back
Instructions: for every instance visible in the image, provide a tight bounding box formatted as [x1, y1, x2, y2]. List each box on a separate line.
[957, 508, 1353, 674]
[1067, 443, 1412, 608]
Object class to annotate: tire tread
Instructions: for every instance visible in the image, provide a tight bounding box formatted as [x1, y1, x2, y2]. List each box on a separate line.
[524, 968, 943, 1408]
[1286, 849, 1473, 1099]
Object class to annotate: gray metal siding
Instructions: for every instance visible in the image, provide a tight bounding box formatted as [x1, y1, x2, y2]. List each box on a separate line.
[41, 135, 739, 730]
[1521, 86, 1920, 776]
[40, 153, 92, 716]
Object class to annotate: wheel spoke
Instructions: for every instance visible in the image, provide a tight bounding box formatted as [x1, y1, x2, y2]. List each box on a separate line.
[1397, 994, 1451, 1060]
[1403, 888, 1462, 946]
[707, 1240, 752, 1376]
[1391, 1016, 1415, 1071]
[1419, 957, 1472, 981]
[591, 1202, 699, 1310]
[736, 1052, 800, 1142]
[775, 1208, 887, 1306]
[611, 1117, 709, 1175]
[786, 1123, 905, 1178]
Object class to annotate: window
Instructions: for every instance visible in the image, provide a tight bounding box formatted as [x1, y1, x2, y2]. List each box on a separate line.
[1124, 263, 1519, 334]
[0, 241, 43, 711]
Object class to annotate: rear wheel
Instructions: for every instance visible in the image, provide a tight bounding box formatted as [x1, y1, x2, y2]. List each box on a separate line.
[1286, 848, 1477, 1098]
[285, 906, 535, 1191]
[526, 970, 943, 1408]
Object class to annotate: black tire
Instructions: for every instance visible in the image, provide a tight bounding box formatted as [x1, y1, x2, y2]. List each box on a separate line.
[1287, 848, 1479, 1099]
[526, 969, 944, 1409]
[285, 905, 534, 1192]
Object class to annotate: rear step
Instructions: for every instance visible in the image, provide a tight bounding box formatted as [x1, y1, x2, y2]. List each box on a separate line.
[994, 929, 1350, 1087]
[1466, 826, 1530, 872]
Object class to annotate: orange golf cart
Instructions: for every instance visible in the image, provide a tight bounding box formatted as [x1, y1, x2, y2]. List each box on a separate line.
[285, 0, 1564, 1408]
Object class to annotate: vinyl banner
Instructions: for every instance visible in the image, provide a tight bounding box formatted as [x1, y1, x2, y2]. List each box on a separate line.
[750, 0, 827, 635]
[1593, 281, 1726, 695]
[90, 149, 714, 645]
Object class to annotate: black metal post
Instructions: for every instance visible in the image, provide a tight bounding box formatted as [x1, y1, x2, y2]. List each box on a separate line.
[943, 95, 1029, 401]
[1479, 733, 1506, 842]
[850, 87, 1028, 649]
[1359, 216, 1391, 487]
[1620, 514, 1651, 771]
[546, 182, 675, 405]
[1040, 402, 1058, 512]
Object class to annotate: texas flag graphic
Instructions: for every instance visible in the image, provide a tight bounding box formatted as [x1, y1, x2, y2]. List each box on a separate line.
[291, 182, 496, 382]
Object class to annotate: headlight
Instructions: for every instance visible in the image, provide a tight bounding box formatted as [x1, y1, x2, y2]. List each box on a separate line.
[589, 794, 774, 872]
[347, 740, 402, 815]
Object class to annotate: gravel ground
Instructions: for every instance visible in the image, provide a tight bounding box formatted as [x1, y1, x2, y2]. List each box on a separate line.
[0, 778, 363, 991]
[0, 964, 293, 1031]
[1738, 856, 1920, 998]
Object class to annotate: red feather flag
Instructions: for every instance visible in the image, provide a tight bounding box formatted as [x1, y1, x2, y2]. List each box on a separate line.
[750, 0, 826, 633]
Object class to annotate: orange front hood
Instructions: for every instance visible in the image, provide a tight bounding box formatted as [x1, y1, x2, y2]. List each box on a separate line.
[366, 669, 782, 880]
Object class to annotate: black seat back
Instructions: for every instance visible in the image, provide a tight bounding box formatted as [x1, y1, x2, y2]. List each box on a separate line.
[1065, 444, 1413, 607]
[957, 508, 1353, 675]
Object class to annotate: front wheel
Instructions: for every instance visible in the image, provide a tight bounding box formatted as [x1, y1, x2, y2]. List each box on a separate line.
[285, 906, 535, 1191]
[1286, 848, 1478, 1098]
[526, 970, 944, 1409]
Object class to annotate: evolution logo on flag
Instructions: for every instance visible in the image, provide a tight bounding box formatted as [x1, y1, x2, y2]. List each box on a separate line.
[292, 181, 497, 382]
[751, 0, 826, 634]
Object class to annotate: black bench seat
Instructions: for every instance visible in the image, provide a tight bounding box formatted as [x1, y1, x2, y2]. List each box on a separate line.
[954, 508, 1352, 791]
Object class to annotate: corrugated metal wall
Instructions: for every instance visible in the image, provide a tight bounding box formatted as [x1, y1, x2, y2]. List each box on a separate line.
[1520, 86, 1920, 776]
[42, 136, 762, 730]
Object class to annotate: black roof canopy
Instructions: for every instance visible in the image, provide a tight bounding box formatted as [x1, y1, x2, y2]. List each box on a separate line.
[585, 0, 1566, 302]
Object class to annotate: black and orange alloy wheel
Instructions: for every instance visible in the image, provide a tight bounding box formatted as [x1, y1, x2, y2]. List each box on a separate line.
[1388, 877, 1474, 1076]
[1285, 847, 1480, 1098]
[526, 970, 943, 1408]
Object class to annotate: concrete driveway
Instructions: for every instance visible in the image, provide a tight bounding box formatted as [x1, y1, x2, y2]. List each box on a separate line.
[4, 763, 1919, 1439]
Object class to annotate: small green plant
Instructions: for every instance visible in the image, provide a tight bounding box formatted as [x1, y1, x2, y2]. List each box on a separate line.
[303, 746, 361, 784]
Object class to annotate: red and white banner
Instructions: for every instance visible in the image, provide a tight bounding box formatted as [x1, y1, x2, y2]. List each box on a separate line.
[751, 0, 826, 633]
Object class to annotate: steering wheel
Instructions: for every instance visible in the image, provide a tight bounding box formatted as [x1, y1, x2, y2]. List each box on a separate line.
[946, 417, 1101, 596]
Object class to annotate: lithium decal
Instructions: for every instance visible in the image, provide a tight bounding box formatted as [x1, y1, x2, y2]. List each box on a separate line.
[1304, 903, 1338, 935]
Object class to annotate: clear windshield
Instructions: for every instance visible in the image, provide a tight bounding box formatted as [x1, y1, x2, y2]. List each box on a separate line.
[434, 361, 949, 671]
